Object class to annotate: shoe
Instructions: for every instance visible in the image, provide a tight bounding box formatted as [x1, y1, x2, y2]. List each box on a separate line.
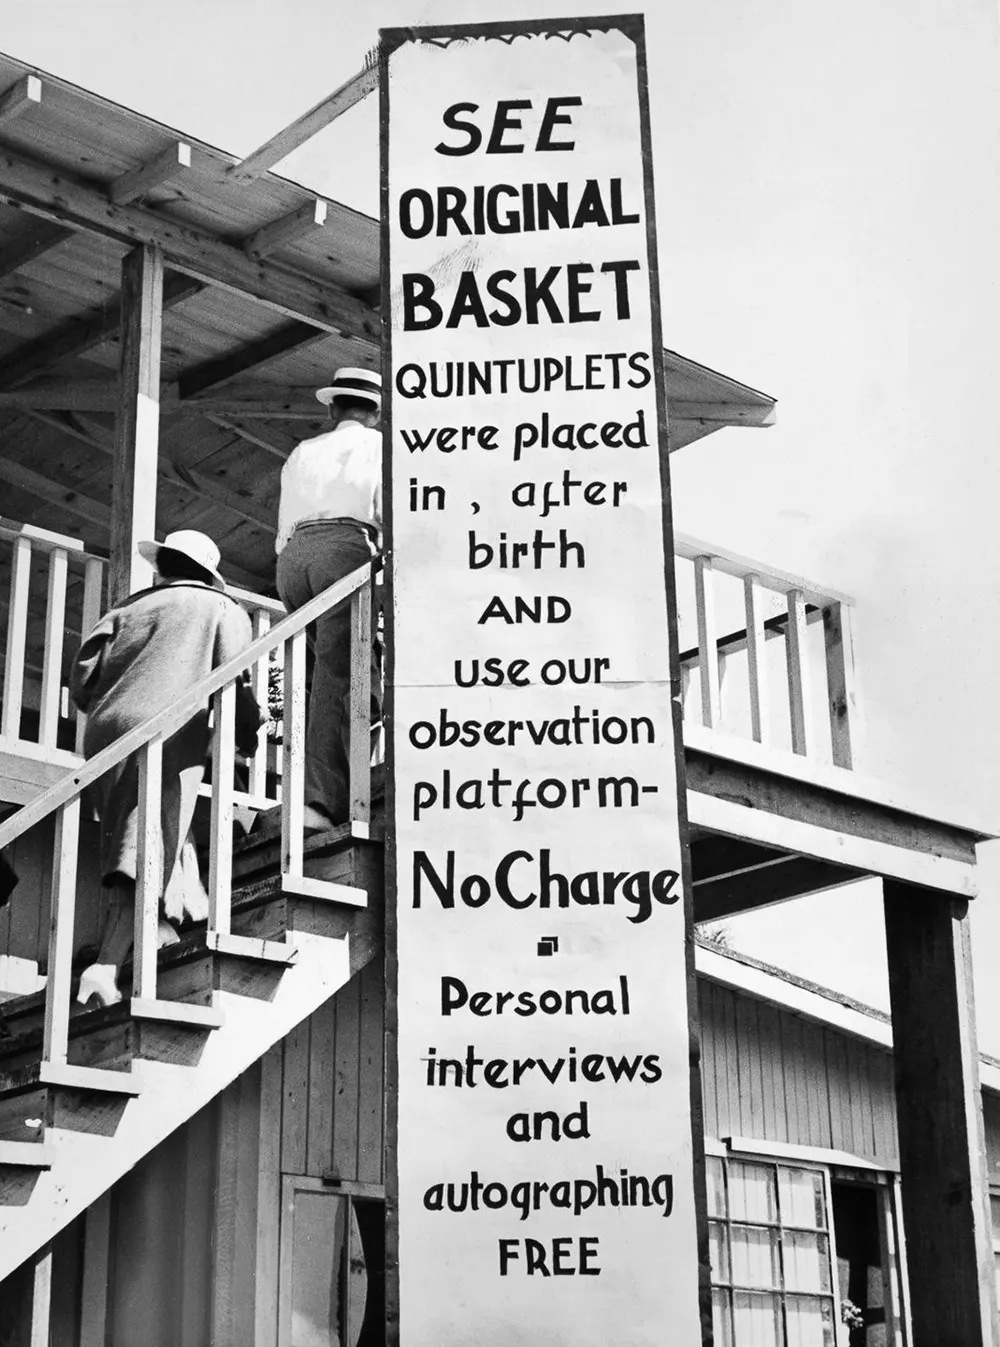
[76, 964, 121, 1009]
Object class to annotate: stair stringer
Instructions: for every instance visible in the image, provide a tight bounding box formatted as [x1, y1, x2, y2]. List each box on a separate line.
[0, 925, 365, 1280]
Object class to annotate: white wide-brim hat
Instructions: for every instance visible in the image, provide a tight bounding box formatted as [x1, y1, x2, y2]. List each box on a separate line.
[316, 366, 382, 408]
[137, 529, 225, 590]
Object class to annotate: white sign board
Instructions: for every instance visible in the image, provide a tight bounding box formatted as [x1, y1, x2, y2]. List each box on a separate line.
[382, 16, 701, 1344]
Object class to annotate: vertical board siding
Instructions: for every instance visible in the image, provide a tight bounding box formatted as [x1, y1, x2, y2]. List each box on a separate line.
[698, 979, 899, 1165]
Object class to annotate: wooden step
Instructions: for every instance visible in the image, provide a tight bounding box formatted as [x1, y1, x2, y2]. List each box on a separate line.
[0, 1060, 141, 1145]
[0, 1140, 52, 1169]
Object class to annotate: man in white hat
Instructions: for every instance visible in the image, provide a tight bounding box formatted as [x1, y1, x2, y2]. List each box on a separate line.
[275, 366, 382, 828]
[70, 530, 262, 1007]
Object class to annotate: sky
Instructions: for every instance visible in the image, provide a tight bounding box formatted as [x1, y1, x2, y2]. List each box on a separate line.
[4, 0, 1000, 1041]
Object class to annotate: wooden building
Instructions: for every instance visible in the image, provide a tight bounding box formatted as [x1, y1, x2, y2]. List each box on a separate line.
[0, 51, 994, 1347]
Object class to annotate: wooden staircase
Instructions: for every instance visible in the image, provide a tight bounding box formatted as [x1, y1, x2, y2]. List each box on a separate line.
[0, 823, 382, 1280]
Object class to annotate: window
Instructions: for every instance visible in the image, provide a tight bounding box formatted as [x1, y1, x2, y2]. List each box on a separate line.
[708, 1155, 838, 1347]
[278, 1177, 385, 1347]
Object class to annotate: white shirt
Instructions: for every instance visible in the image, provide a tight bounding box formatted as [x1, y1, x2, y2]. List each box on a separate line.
[276, 422, 382, 554]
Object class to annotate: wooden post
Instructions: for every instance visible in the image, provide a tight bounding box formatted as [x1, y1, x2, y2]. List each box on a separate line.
[883, 881, 999, 1347]
[110, 243, 163, 604]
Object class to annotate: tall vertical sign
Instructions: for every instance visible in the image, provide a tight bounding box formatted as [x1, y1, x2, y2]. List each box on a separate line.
[382, 17, 701, 1344]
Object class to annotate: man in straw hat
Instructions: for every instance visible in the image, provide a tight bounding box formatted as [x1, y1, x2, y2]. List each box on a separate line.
[70, 530, 262, 1007]
[275, 366, 382, 828]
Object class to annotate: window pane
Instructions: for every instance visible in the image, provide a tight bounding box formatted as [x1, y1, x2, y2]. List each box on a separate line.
[784, 1295, 836, 1347]
[990, 1193, 1000, 1238]
[290, 1191, 347, 1347]
[709, 1221, 730, 1283]
[732, 1290, 781, 1347]
[707, 1155, 728, 1219]
[730, 1225, 780, 1289]
[779, 1168, 827, 1230]
[712, 1288, 734, 1347]
[783, 1231, 831, 1294]
[729, 1162, 777, 1224]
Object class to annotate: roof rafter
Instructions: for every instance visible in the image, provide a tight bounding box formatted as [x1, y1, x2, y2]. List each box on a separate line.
[0, 143, 378, 339]
[0, 74, 41, 129]
[109, 141, 192, 206]
[0, 219, 74, 279]
[0, 273, 204, 392]
[177, 322, 329, 399]
[243, 199, 327, 259]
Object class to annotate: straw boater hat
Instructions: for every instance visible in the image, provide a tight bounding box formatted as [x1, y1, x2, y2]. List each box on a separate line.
[315, 366, 382, 408]
[137, 529, 225, 591]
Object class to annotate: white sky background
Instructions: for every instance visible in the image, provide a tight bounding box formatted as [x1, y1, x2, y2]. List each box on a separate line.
[5, 0, 1000, 1041]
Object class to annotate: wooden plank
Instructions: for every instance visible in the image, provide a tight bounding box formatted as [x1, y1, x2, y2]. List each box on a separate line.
[229, 60, 378, 181]
[281, 629, 307, 879]
[255, 1046, 283, 1347]
[675, 531, 854, 608]
[79, 1192, 111, 1347]
[109, 243, 162, 603]
[29, 1245, 52, 1347]
[349, 580, 372, 825]
[785, 587, 810, 756]
[244, 199, 328, 258]
[357, 960, 384, 1184]
[109, 141, 192, 206]
[247, 610, 272, 798]
[743, 572, 769, 744]
[0, 220, 74, 279]
[1, 534, 31, 738]
[133, 736, 163, 998]
[38, 545, 67, 747]
[824, 600, 859, 769]
[281, 1018, 310, 1174]
[693, 554, 721, 728]
[332, 973, 361, 1179]
[41, 797, 80, 1065]
[0, 74, 42, 128]
[884, 882, 999, 1345]
[74, 556, 105, 752]
[307, 999, 336, 1175]
[180, 1106, 217, 1347]
[0, 143, 379, 339]
[208, 682, 236, 934]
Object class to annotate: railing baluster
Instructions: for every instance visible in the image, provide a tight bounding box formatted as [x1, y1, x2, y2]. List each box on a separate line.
[75, 557, 105, 754]
[39, 546, 68, 749]
[823, 601, 859, 769]
[281, 630, 307, 878]
[1, 536, 32, 740]
[248, 609, 271, 800]
[349, 579, 372, 826]
[786, 588, 810, 755]
[208, 683, 236, 935]
[42, 798, 81, 1066]
[134, 737, 163, 998]
[743, 573, 769, 744]
[694, 555, 721, 728]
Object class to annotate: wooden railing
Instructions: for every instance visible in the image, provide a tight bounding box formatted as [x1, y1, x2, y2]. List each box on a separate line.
[0, 563, 374, 1066]
[674, 534, 860, 769]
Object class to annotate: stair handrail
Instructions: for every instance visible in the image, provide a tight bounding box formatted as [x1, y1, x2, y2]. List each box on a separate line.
[0, 561, 374, 853]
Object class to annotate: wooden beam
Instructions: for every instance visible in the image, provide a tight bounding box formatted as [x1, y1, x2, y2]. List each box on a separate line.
[176, 389, 322, 418]
[0, 273, 203, 393]
[0, 143, 379, 339]
[692, 853, 864, 921]
[110, 244, 162, 603]
[669, 400, 776, 428]
[0, 219, 73, 279]
[0, 74, 41, 129]
[244, 198, 327, 259]
[883, 884, 999, 1345]
[177, 322, 328, 399]
[109, 141, 192, 206]
[229, 59, 377, 182]
[204, 415, 293, 460]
